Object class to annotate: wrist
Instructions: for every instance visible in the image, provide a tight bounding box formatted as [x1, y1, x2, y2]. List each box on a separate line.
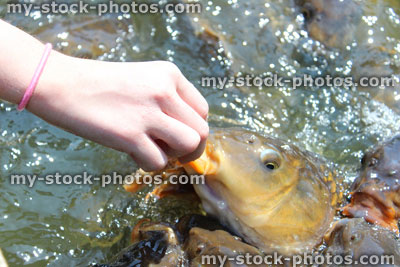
[25, 51, 110, 133]
[26, 51, 83, 122]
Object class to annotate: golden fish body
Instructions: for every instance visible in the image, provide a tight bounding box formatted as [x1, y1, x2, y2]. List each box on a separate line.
[184, 128, 339, 255]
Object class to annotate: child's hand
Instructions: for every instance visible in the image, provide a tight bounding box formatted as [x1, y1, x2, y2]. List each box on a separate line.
[28, 52, 209, 171]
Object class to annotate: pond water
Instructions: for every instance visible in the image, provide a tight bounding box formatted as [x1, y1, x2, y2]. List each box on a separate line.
[1, 0, 400, 266]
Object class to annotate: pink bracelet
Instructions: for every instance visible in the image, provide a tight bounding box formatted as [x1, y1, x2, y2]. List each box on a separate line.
[17, 43, 53, 111]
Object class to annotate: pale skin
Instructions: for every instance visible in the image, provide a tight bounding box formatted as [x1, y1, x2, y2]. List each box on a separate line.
[0, 19, 209, 171]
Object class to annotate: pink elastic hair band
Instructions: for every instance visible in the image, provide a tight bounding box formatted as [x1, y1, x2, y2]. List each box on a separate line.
[17, 43, 53, 111]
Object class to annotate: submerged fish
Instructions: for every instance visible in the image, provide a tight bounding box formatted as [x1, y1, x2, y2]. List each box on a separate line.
[128, 128, 339, 256]
[95, 215, 264, 267]
[94, 221, 185, 267]
[324, 218, 400, 267]
[296, 0, 363, 48]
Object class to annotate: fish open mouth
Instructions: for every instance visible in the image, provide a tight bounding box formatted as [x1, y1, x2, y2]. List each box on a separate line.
[194, 180, 228, 217]
[184, 141, 219, 176]
[183, 141, 227, 210]
[197, 180, 222, 201]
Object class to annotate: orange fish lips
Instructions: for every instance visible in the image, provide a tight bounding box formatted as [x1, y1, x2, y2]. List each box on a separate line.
[183, 141, 220, 176]
[342, 134, 400, 234]
[123, 141, 221, 197]
[342, 188, 399, 234]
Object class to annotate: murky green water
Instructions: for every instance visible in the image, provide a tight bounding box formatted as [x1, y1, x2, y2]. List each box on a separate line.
[1, 0, 400, 266]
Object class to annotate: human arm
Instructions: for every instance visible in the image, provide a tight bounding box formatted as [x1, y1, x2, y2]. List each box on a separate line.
[0, 19, 209, 171]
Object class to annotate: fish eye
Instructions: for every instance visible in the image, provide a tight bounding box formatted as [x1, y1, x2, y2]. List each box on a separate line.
[260, 149, 281, 171]
[265, 162, 278, 170]
[361, 155, 366, 166]
[301, 4, 315, 21]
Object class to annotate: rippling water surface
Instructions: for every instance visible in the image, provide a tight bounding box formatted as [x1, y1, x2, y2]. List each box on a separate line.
[1, 0, 400, 265]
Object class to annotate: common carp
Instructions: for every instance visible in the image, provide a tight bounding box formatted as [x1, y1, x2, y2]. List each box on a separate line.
[183, 128, 340, 255]
[125, 128, 341, 255]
